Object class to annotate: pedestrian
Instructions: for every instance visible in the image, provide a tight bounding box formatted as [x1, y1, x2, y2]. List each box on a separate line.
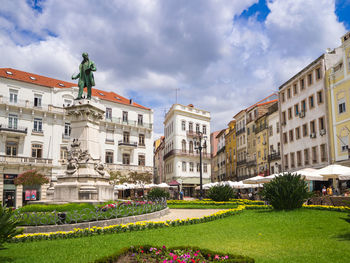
[179, 190, 184, 200]
[322, 186, 327, 196]
[327, 185, 333, 196]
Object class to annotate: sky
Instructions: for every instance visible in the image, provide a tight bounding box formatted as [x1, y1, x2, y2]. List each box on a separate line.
[0, 0, 350, 139]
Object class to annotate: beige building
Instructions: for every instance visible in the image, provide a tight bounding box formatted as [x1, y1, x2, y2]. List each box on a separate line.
[267, 102, 282, 174]
[234, 110, 247, 180]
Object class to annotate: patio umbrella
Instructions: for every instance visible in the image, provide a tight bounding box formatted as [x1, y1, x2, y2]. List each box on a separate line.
[315, 164, 350, 180]
[293, 168, 327, 181]
[157, 183, 170, 188]
[243, 175, 265, 184]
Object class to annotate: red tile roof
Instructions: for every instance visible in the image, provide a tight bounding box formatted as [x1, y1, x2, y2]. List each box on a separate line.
[0, 68, 150, 110]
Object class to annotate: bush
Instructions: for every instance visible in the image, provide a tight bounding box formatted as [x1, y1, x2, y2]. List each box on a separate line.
[208, 185, 236, 202]
[147, 188, 170, 200]
[0, 204, 23, 248]
[260, 173, 312, 210]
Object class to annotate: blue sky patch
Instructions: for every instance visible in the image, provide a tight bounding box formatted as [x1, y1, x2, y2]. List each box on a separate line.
[335, 0, 350, 30]
[238, 0, 270, 22]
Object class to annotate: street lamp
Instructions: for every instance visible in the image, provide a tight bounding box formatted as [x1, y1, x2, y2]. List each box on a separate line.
[194, 132, 207, 200]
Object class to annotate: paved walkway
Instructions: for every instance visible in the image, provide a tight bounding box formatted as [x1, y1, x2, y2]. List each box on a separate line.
[152, 209, 223, 222]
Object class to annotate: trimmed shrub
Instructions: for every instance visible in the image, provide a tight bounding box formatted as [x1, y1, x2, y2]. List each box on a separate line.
[0, 204, 23, 248]
[147, 187, 170, 200]
[260, 173, 312, 210]
[208, 185, 236, 202]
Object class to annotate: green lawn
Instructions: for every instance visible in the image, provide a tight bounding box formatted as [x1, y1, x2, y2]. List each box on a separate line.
[1, 209, 349, 263]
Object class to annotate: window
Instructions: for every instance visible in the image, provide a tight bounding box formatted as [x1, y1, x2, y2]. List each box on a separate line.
[189, 141, 194, 153]
[316, 68, 322, 80]
[282, 111, 286, 124]
[281, 92, 285, 102]
[338, 98, 346, 114]
[294, 104, 299, 116]
[106, 108, 112, 119]
[122, 111, 128, 122]
[203, 125, 207, 135]
[34, 94, 42, 107]
[182, 162, 186, 172]
[320, 144, 327, 162]
[122, 153, 130, 165]
[138, 155, 145, 166]
[284, 154, 289, 170]
[309, 95, 315, 109]
[300, 78, 305, 90]
[319, 117, 325, 131]
[276, 122, 279, 133]
[295, 127, 300, 139]
[317, 91, 323, 104]
[341, 136, 349, 152]
[288, 107, 292, 119]
[196, 124, 200, 134]
[64, 123, 71, 136]
[105, 151, 114, 164]
[203, 163, 208, 173]
[31, 144, 42, 158]
[293, 84, 298, 95]
[181, 121, 186, 131]
[189, 122, 193, 132]
[182, 140, 186, 152]
[308, 73, 313, 86]
[283, 132, 288, 144]
[290, 152, 295, 168]
[287, 88, 291, 99]
[138, 114, 143, 125]
[189, 162, 194, 172]
[303, 123, 308, 137]
[33, 118, 43, 132]
[310, 120, 316, 134]
[8, 114, 18, 129]
[297, 151, 302, 167]
[6, 141, 17, 156]
[289, 130, 294, 142]
[269, 125, 273, 136]
[123, 131, 129, 143]
[312, 146, 318, 164]
[139, 134, 145, 146]
[9, 90, 18, 104]
[301, 100, 307, 112]
[60, 146, 68, 160]
[304, 149, 309, 165]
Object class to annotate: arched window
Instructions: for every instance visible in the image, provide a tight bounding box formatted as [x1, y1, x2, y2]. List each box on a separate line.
[182, 140, 186, 152]
[189, 141, 193, 153]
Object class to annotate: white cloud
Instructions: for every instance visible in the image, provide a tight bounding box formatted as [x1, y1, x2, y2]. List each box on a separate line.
[0, 0, 347, 136]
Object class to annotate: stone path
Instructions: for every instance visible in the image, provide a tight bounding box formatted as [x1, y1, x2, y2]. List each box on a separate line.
[151, 209, 223, 222]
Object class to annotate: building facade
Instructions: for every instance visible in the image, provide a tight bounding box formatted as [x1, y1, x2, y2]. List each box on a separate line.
[267, 102, 282, 174]
[0, 68, 153, 207]
[153, 136, 165, 184]
[216, 128, 228, 181]
[163, 104, 211, 197]
[225, 120, 236, 181]
[210, 130, 220, 182]
[235, 110, 247, 180]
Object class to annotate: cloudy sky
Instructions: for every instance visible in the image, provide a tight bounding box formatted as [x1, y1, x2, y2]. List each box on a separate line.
[1, 0, 349, 138]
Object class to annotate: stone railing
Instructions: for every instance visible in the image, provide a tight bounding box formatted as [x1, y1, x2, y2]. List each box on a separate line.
[0, 155, 53, 165]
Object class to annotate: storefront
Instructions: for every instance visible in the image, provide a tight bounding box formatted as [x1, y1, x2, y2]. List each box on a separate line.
[3, 174, 17, 207]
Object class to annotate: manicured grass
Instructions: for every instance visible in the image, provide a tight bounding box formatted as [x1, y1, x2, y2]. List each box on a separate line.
[2, 209, 350, 263]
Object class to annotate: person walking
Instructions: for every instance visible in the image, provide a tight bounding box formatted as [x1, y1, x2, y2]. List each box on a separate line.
[322, 186, 327, 196]
[327, 185, 333, 196]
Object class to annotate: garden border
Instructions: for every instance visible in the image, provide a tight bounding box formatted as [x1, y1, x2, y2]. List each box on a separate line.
[21, 207, 170, 233]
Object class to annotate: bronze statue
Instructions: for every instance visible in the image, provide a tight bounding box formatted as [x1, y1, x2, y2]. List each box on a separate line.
[72, 52, 96, 100]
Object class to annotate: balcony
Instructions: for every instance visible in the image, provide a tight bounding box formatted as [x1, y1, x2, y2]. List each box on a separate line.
[62, 133, 70, 140]
[163, 149, 211, 160]
[0, 123, 27, 135]
[268, 152, 281, 161]
[106, 163, 153, 174]
[105, 138, 114, 144]
[235, 127, 245, 136]
[237, 159, 247, 166]
[246, 159, 257, 167]
[255, 124, 268, 134]
[0, 155, 53, 166]
[104, 117, 152, 130]
[118, 140, 137, 148]
[186, 130, 201, 137]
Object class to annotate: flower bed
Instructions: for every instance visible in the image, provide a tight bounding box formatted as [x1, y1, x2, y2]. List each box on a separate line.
[94, 245, 255, 263]
[167, 199, 264, 206]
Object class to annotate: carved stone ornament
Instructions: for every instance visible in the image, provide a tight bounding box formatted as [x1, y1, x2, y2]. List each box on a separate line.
[94, 161, 105, 176]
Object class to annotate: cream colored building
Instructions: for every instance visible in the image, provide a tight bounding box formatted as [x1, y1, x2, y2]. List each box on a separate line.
[234, 110, 247, 180]
[0, 68, 153, 207]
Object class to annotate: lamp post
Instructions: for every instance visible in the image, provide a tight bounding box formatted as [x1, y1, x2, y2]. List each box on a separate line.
[194, 132, 207, 200]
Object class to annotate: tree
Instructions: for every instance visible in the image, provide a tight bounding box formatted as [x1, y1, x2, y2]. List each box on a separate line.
[260, 173, 312, 210]
[207, 185, 236, 201]
[14, 170, 49, 186]
[0, 204, 23, 248]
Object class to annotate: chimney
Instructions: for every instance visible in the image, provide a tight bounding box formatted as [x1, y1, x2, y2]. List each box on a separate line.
[129, 99, 133, 104]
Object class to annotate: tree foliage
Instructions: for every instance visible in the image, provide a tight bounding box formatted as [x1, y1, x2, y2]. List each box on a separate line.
[0, 204, 23, 248]
[14, 170, 49, 186]
[147, 188, 170, 200]
[109, 171, 152, 185]
[207, 185, 236, 202]
[260, 173, 312, 210]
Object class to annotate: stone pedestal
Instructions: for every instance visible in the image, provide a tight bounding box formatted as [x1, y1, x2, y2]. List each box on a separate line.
[53, 100, 114, 202]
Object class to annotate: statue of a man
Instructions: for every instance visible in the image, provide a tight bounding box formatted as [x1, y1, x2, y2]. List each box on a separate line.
[72, 52, 96, 100]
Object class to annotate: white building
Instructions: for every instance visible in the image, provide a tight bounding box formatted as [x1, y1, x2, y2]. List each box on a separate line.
[279, 52, 341, 173]
[163, 104, 211, 197]
[216, 128, 227, 181]
[0, 68, 153, 207]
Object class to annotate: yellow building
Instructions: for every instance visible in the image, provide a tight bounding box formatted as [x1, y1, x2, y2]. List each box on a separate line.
[225, 119, 236, 180]
[255, 114, 269, 175]
[327, 31, 350, 165]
